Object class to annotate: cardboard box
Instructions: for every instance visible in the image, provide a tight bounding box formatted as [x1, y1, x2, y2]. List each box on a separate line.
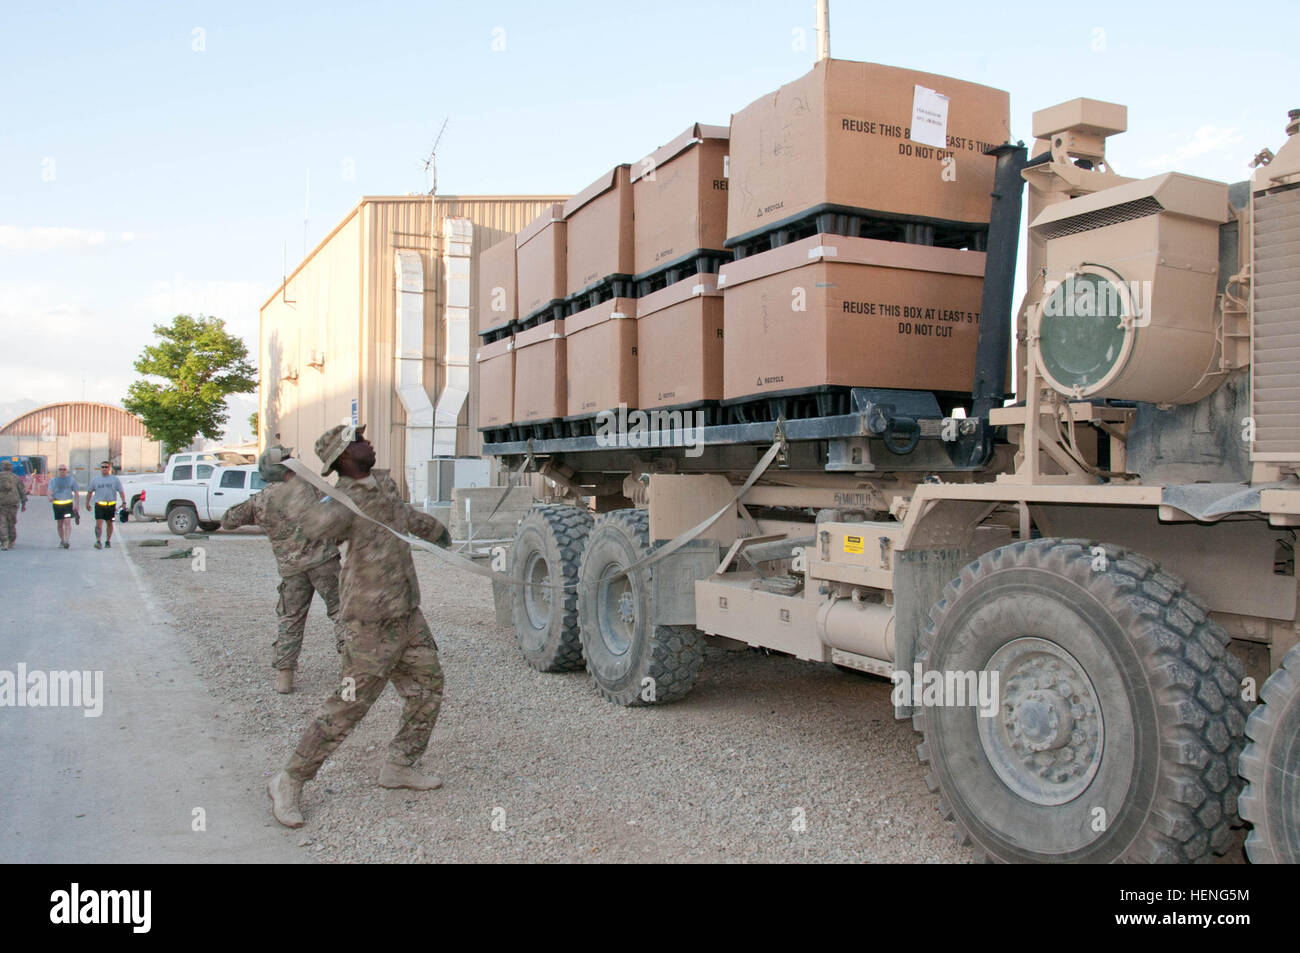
[564, 297, 638, 416]
[719, 233, 986, 400]
[632, 124, 730, 278]
[476, 336, 515, 429]
[478, 237, 518, 327]
[636, 274, 723, 409]
[563, 165, 634, 295]
[515, 204, 567, 320]
[512, 319, 567, 422]
[727, 59, 1010, 243]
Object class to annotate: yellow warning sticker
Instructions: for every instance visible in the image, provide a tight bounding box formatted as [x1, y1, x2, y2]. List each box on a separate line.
[843, 534, 864, 554]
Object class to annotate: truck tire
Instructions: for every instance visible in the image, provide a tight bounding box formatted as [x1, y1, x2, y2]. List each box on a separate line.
[577, 508, 704, 706]
[1240, 642, 1300, 863]
[167, 506, 198, 536]
[509, 504, 593, 672]
[198, 521, 221, 533]
[131, 497, 146, 520]
[914, 538, 1249, 863]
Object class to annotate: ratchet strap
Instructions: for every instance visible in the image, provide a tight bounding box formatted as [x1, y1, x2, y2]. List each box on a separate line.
[282, 439, 781, 591]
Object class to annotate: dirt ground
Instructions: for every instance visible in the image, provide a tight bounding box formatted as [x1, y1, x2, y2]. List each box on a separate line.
[125, 516, 971, 863]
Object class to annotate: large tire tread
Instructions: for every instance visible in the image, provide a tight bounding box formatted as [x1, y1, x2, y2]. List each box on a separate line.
[1239, 641, 1300, 864]
[511, 504, 592, 673]
[581, 508, 704, 706]
[915, 538, 1249, 864]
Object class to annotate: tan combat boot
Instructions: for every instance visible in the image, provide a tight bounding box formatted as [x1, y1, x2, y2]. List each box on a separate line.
[275, 669, 294, 694]
[267, 770, 305, 828]
[378, 762, 443, 791]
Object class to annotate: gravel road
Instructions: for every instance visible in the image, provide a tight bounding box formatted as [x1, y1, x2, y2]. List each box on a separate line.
[127, 515, 971, 863]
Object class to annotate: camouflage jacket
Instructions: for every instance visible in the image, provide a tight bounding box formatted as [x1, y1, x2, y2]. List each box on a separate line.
[220, 478, 340, 576]
[290, 469, 448, 622]
[0, 472, 27, 507]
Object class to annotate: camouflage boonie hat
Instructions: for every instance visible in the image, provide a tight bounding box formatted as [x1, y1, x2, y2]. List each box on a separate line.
[316, 423, 364, 476]
[258, 445, 294, 483]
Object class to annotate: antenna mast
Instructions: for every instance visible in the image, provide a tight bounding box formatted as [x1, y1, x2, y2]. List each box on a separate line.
[421, 117, 450, 196]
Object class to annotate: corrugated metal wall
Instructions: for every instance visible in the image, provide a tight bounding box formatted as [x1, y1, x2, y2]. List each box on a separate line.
[261, 195, 565, 495]
[260, 204, 366, 469]
[0, 402, 161, 480]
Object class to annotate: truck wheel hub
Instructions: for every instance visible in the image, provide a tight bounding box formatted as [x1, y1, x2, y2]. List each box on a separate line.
[979, 637, 1104, 806]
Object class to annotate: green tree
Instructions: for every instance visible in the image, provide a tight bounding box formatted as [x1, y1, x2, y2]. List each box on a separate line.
[248, 411, 259, 438]
[123, 315, 257, 452]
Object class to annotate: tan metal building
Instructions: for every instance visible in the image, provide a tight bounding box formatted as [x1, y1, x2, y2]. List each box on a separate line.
[259, 194, 565, 502]
[0, 401, 162, 485]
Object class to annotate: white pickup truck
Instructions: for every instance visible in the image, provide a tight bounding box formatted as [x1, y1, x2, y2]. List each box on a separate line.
[139, 464, 267, 535]
[123, 453, 221, 519]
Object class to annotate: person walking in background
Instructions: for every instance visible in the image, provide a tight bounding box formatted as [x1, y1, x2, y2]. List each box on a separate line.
[47, 464, 80, 549]
[221, 445, 343, 695]
[0, 460, 28, 551]
[86, 461, 126, 549]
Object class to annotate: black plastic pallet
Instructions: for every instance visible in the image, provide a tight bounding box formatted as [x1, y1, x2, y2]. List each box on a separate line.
[478, 321, 514, 344]
[501, 418, 565, 442]
[635, 250, 732, 298]
[719, 385, 855, 425]
[565, 275, 637, 316]
[517, 301, 566, 329]
[726, 203, 989, 261]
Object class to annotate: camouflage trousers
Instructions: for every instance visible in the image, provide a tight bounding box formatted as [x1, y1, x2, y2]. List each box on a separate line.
[274, 557, 342, 670]
[287, 608, 444, 782]
[0, 504, 17, 545]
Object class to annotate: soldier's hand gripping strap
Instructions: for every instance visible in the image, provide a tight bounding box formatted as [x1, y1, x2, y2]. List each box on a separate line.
[281, 440, 782, 592]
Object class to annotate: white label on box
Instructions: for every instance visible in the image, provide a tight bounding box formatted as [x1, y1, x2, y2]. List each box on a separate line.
[910, 85, 949, 149]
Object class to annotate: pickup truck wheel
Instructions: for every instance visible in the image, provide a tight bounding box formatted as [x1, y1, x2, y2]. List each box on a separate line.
[509, 504, 593, 672]
[915, 538, 1248, 863]
[198, 521, 220, 533]
[1240, 642, 1300, 863]
[131, 498, 147, 520]
[167, 506, 198, 536]
[578, 508, 704, 706]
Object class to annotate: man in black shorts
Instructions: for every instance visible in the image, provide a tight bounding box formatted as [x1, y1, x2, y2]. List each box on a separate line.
[47, 464, 81, 548]
[86, 461, 125, 549]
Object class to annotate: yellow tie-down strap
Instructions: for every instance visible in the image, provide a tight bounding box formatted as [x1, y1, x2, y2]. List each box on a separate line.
[283, 440, 781, 592]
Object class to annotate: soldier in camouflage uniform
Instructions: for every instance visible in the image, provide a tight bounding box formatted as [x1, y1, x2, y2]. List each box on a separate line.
[267, 424, 453, 828]
[221, 446, 343, 694]
[0, 461, 28, 550]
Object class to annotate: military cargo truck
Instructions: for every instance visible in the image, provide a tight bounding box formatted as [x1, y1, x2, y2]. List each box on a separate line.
[481, 98, 1300, 864]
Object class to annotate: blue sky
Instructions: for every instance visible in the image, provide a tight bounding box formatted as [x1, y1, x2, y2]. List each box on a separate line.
[2, 0, 1294, 439]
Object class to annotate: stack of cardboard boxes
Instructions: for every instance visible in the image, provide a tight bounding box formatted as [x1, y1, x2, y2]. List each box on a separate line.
[719, 60, 1009, 404]
[562, 165, 638, 423]
[477, 59, 1011, 439]
[633, 123, 730, 413]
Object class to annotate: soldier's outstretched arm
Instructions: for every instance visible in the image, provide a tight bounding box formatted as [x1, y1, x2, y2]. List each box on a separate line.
[220, 496, 258, 530]
[402, 504, 451, 548]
